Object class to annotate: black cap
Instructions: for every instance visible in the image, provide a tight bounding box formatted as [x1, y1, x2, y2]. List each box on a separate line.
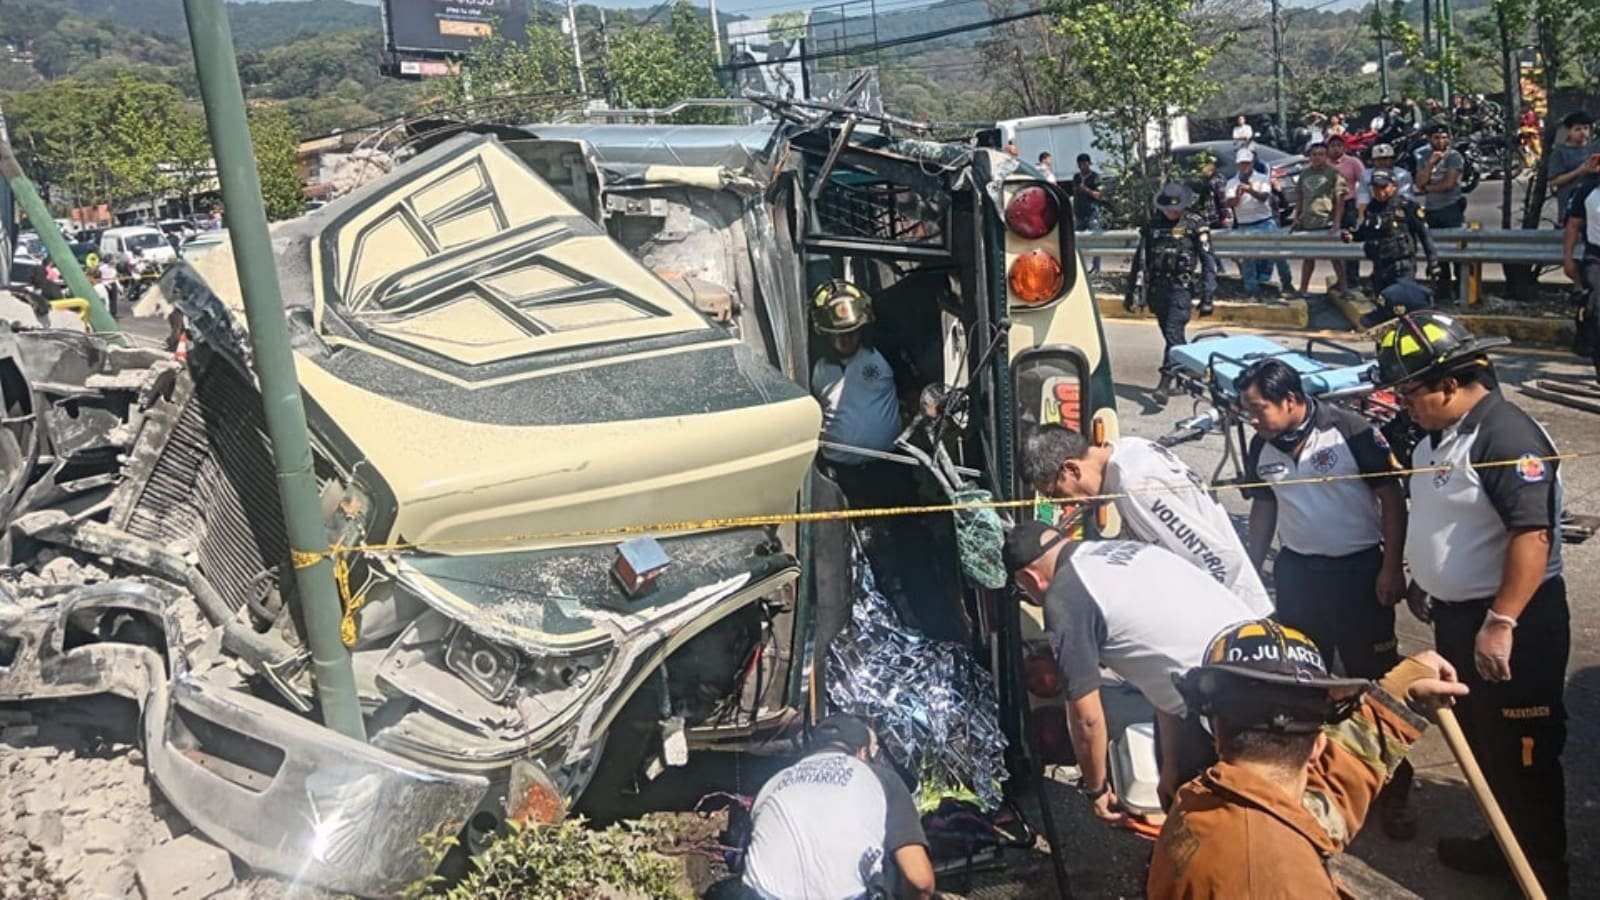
[1369, 168, 1396, 189]
[1563, 110, 1594, 128]
[1426, 122, 1451, 135]
[1003, 521, 1066, 575]
[810, 714, 874, 753]
[1153, 182, 1193, 210]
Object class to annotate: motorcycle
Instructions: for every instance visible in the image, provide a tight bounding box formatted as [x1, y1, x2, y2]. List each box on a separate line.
[119, 255, 163, 308]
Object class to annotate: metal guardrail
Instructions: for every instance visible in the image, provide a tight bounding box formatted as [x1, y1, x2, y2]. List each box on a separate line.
[1077, 227, 1565, 265]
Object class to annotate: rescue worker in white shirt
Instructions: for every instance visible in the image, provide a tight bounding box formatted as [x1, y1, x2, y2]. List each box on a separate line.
[737, 714, 935, 900]
[810, 280, 906, 509]
[1004, 526, 1260, 813]
[1374, 312, 1570, 897]
[1236, 358, 1417, 840]
[1021, 424, 1274, 616]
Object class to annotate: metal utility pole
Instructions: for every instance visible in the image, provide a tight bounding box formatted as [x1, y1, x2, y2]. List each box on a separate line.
[1270, 0, 1286, 138]
[566, 0, 588, 96]
[180, 0, 366, 742]
[1375, 12, 1390, 101]
[0, 141, 120, 337]
[598, 8, 616, 108]
[1422, 0, 1434, 101]
[1440, 0, 1453, 104]
[710, 0, 723, 66]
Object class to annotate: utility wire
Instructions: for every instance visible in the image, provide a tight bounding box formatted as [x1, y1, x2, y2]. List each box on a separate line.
[718, 7, 1044, 72]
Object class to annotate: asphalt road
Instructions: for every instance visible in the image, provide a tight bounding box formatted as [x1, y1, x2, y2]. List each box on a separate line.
[990, 318, 1599, 900]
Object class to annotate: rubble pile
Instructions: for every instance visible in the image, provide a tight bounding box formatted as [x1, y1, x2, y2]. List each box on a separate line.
[0, 699, 292, 900]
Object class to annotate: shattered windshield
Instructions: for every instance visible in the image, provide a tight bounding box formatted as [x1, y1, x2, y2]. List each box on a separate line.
[125, 232, 167, 252]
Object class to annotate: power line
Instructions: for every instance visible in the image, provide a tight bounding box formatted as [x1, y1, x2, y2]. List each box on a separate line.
[718, 7, 1043, 72]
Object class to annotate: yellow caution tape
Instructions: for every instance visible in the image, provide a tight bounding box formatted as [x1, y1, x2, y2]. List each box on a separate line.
[284, 449, 1587, 644]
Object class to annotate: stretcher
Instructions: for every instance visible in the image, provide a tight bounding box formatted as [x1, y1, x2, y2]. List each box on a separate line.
[1158, 332, 1596, 545]
[1154, 331, 1409, 487]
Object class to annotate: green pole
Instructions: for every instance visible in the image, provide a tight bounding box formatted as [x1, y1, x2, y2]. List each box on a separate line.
[1440, 0, 1453, 104]
[0, 140, 122, 338]
[180, 0, 365, 741]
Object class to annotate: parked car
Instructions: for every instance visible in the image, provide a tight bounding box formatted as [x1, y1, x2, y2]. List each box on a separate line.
[98, 225, 178, 266]
[179, 231, 227, 259]
[1155, 140, 1308, 224]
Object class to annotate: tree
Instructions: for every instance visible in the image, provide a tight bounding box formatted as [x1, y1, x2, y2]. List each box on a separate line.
[166, 114, 214, 216]
[1042, 0, 1225, 224]
[607, 0, 727, 124]
[102, 77, 186, 212]
[977, 0, 1078, 118]
[248, 105, 305, 222]
[439, 24, 581, 122]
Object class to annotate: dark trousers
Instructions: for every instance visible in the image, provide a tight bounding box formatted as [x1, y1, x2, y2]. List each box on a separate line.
[1579, 257, 1600, 379]
[1149, 286, 1192, 377]
[1153, 711, 1217, 787]
[1433, 578, 1569, 893]
[1274, 546, 1412, 800]
[1425, 199, 1465, 301]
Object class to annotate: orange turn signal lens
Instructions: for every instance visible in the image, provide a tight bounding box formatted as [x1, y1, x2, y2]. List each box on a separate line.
[1009, 249, 1064, 305]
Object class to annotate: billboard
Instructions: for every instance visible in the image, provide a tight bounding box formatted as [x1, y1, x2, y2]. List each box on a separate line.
[382, 0, 529, 57]
[726, 13, 810, 104]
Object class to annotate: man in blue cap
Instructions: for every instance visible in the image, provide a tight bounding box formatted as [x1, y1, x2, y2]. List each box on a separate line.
[1127, 182, 1218, 405]
[1343, 168, 1440, 328]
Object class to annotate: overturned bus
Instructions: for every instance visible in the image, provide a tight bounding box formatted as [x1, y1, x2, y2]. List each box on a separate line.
[0, 111, 1115, 896]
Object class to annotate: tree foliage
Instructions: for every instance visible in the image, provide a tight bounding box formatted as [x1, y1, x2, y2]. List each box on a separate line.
[248, 104, 307, 222]
[1042, 0, 1223, 180]
[439, 24, 581, 122]
[608, 1, 727, 124]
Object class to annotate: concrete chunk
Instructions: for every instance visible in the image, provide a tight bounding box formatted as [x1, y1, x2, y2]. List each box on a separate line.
[136, 835, 235, 900]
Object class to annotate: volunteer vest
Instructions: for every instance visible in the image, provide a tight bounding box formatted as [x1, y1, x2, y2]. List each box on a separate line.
[1105, 438, 1274, 616]
[1245, 404, 1392, 558]
[742, 751, 888, 899]
[1052, 541, 1260, 716]
[1407, 391, 1563, 602]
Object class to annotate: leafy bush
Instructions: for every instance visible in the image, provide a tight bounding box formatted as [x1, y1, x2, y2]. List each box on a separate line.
[407, 818, 688, 900]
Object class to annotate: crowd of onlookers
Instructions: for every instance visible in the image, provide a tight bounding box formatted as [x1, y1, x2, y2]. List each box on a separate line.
[1046, 98, 1598, 303]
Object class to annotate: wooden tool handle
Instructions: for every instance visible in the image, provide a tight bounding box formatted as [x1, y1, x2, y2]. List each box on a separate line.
[1434, 705, 1547, 900]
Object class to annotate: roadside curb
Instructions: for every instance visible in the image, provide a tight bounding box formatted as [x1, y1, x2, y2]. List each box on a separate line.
[1095, 295, 1309, 329]
[1452, 312, 1574, 348]
[1326, 290, 1373, 331]
[1098, 290, 1574, 350]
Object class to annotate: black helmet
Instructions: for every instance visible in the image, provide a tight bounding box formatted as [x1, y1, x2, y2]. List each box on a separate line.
[1373, 311, 1509, 388]
[1175, 619, 1369, 733]
[810, 279, 874, 335]
[1153, 182, 1192, 212]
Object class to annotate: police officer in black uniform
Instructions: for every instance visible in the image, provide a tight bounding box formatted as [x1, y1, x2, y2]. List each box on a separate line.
[1126, 182, 1218, 406]
[1344, 168, 1441, 328]
[1375, 312, 1570, 897]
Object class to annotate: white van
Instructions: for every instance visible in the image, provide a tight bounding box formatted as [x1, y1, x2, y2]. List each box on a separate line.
[99, 226, 177, 266]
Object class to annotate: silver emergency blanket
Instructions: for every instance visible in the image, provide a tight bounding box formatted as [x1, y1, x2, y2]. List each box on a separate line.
[826, 541, 1007, 811]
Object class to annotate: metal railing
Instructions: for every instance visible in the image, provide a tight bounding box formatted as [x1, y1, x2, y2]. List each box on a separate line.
[1076, 227, 1565, 265]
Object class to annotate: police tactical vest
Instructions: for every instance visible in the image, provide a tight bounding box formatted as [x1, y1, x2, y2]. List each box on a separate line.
[1363, 204, 1414, 265]
[1146, 216, 1198, 285]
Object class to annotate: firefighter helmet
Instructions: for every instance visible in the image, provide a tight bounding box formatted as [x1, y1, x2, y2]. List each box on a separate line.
[1175, 619, 1369, 733]
[810, 280, 875, 335]
[1373, 311, 1509, 388]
